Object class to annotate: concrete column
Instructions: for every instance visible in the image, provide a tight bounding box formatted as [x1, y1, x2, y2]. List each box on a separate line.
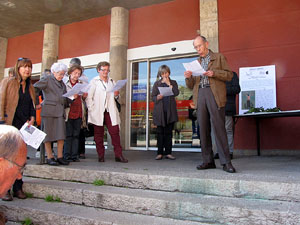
[41, 23, 59, 75]
[199, 0, 219, 52]
[0, 37, 8, 80]
[109, 7, 129, 148]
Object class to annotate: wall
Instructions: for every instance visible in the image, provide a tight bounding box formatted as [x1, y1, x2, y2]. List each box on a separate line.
[218, 0, 300, 150]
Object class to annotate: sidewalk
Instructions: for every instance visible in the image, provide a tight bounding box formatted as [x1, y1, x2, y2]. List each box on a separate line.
[27, 146, 300, 184]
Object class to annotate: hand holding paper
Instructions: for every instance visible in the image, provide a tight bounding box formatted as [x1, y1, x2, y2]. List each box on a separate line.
[158, 87, 174, 97]
[183, 60, 206, 76]
[109, 79, 127, 92]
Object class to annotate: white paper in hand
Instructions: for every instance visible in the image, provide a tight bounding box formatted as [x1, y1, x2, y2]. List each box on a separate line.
[20, 123, 47, 149]
[183, 60, 206, 76]
[109, 79, 127, 92]
[158, 87, 174, 96]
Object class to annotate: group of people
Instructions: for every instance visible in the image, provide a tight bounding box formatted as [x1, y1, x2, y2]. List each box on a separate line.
[0, 57, 128, 202]
[0, 34, 238, 207]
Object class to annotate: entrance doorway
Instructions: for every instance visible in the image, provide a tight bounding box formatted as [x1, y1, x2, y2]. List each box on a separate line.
[129, 55, 201, 151]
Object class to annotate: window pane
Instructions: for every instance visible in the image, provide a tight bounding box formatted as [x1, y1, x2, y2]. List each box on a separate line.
[130, 62, 147, 147]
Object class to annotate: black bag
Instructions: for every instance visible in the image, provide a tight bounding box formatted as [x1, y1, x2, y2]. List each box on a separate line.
[83, 123, 94, 137]
[115, 99, 121, 112]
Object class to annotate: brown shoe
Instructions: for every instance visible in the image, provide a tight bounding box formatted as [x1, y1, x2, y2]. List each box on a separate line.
[196, 162, 216, 170]
[98, 156, 105, 162]
[155, 154, 163, 160]
[223, 162, 236, 173]
[115, 155, 128, 163]
[13, 190, 27, 199]
[1, 191, 13, 201]
[165, 154, 176, 160]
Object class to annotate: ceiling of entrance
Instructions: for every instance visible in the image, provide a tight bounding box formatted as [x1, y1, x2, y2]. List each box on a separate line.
[0, 0, 172, 38]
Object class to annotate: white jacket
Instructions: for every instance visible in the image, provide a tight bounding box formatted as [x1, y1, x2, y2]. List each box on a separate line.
[86, 76, 120, 126]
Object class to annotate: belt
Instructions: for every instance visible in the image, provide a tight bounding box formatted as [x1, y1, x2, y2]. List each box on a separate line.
[199, 83, 210, 88]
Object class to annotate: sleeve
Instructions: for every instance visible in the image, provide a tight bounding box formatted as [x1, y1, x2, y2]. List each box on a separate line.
[151, 81, 160, 103]
[171, 80, 180, 97]
[212, 54, 233, 82]
[86, 80, 96, 110]
[185, 76, 196, 90]
[226, 72, 241, 96]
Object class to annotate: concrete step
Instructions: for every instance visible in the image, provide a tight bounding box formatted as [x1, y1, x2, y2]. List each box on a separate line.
[20, 177, 300, 225]
[0, 198, 206, 225]
[24, 164, 300, 202]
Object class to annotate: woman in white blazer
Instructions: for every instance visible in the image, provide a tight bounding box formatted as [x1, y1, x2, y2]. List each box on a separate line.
[86, 61, 128, 163]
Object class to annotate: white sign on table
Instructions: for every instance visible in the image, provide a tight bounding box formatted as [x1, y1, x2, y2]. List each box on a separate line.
[239, 65, 276, 114]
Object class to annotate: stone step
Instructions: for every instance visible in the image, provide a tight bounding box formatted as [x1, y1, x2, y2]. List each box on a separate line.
[21, 177, 300, 225]
[24, 164, 300, 202]
[0, 198, 206, 225]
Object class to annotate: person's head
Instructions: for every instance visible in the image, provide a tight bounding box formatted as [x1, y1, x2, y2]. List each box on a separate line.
[0, 125, 27, 197]
[193, 35, 209, 57]
[51, 62, 68, 81]
[96, 61, 110, 80]
[68, 65, 83, 83]
[14, 57, 32, 81]
[69, 58, 81, 67]
[157, 65, 171, 79]
[8, 67, 15, 78]
[44, 69, 51, 76]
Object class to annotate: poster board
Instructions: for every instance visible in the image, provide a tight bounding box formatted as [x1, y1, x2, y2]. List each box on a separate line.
[239, 65, 276, 115]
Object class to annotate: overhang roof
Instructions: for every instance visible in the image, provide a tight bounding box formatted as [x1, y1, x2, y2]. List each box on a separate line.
[0, 0, 172, 38]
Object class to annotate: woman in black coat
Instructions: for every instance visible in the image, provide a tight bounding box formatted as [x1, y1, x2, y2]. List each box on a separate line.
[151, 65, 179, 160]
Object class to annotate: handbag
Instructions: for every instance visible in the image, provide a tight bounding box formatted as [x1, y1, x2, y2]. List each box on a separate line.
[115, 98, 121, 112]
[83, 123, 94, 137]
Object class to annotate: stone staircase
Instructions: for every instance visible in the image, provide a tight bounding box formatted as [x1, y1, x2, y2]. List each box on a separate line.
[1, 164, 300, 225]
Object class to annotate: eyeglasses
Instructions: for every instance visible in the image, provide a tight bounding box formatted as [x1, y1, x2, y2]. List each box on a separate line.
[18, 57, 29, 61]
[100, 69, 110, 72]
[4, 158, 26, 173]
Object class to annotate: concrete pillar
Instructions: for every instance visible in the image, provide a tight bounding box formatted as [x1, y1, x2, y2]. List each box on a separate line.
[0, 37, 8, 80]
[41, 23, 59, 75]
[199, 0, 219, 52]
[109, 7, 129, 148]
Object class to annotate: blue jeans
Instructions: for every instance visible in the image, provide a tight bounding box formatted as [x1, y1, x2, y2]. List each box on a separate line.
[63, 118, 82, 160]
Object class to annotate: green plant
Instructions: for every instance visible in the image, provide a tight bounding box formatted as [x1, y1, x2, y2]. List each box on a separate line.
[22, 217, 33, 225]
[244, 107, 281, 114]
[45, 195, 62, 202]
[93, 179, 105, 186]
[25, 192, 33, 198]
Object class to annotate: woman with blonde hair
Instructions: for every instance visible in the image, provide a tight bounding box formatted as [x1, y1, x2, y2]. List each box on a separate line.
[0, 57, 36, 201]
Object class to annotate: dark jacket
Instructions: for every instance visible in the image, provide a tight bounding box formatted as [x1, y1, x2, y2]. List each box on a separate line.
[225, 71, 240, 116]
[151, 79, 179, 126]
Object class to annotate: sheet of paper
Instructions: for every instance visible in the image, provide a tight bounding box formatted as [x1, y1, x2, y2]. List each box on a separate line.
[109, 79, 127, 92]
[158, 87, 174, 96]
[62, 83, 89, 98]
[183, 60, 206, 76]
[20, 123, 47, 149]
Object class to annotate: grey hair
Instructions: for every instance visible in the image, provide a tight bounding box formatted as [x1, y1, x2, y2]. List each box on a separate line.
[157, 65, 171, 78]
[0, 125, 24, 160]
[51, 62, 68, 73]
[69, 58, 81, 66]
[193, 35, 208, 46]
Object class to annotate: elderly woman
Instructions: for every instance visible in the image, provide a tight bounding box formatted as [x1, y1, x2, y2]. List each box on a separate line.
[0, 57, 36, 201]
[34, 62, 70, 166]
[63, 64, 88, 162]
[151, 65, 179, 160]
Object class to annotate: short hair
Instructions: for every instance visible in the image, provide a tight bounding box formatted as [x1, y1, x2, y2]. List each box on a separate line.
[68, 65, 83, 76]
[51, 62, 68, 73]
[193, 35, 208, 46]
[0, 125, 24, 160]
[44, 69, 51, 73]
[96, 61, 110, 72]
[14, 58, 32, 79]
[157, 65, 171, 78]
[70, 58, 81, 66]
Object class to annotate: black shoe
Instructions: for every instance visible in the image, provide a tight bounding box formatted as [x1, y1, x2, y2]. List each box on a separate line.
[72, 158, 80, 162]
[98, 156, 105, 162]
[230, 153, 233, 159]
[214, 153, 219, 159]
[47, 158, 58, 166]
[115, 155, 128, 163]
[79, 154, 86, 159]
[196, 162, 216, 170]
[223, 162, 236, 173]
[57, 158, 70, 165]
[13, 190, 27, 199]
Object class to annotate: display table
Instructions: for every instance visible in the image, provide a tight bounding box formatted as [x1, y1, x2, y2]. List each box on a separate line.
[233, 110, 300, 156]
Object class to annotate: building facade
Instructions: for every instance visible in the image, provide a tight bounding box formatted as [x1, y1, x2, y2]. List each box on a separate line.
[1, 0, 300, 153]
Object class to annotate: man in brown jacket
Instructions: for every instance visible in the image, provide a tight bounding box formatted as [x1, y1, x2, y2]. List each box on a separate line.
[184, 35, 236, 173]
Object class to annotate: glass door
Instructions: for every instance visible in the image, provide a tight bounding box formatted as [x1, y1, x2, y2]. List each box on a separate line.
[130, 55, 200, 151]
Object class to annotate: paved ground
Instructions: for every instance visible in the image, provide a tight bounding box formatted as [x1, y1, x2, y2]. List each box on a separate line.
[27, 146, 300, 183]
